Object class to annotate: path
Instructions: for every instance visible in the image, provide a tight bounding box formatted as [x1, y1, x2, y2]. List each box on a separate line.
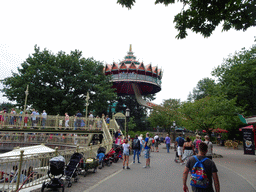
[32, 143, 256, 192]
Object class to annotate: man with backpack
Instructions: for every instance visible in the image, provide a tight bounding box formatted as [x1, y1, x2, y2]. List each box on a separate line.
[182, 142, 220, 192]
[176, 134, 185, 164]
[132, 135, 141, 164]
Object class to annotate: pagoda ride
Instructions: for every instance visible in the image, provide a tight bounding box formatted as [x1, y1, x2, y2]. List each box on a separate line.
[104, 45, 163, 108]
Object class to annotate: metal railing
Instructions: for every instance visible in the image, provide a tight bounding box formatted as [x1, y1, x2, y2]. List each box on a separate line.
[111, 74, 162, 86]
[0, 141, 113, 192]
[0, 113, 104, 130]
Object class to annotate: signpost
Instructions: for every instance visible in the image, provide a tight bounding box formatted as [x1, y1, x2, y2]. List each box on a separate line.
[242, 129, 255, 155]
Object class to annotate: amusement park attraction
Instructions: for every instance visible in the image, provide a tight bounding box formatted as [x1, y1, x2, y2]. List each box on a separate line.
[104, 45, 163, 109]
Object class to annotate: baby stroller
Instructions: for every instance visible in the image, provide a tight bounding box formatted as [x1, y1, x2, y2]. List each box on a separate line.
[97, 147, 106, 169]
[113, 144, 123, 162]
[65, 153, 83, 187]
[41, 156, 65, 192]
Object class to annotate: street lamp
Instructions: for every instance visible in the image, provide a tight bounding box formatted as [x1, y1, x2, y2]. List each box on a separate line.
[85, 92, 90, 127]
[125, 108, 130, 137]
[173, 121, 176, 142]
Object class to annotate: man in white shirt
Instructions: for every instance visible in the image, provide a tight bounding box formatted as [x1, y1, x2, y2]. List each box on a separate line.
[138, 134, 143, 155]
[41, 110, 47, 128]
[154, 134, 159, 152]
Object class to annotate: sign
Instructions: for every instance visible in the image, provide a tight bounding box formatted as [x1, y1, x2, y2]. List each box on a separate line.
[242, 129, 255, 155]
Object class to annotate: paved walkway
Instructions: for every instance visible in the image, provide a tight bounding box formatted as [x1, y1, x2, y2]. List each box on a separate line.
[33, 144, 256, 192]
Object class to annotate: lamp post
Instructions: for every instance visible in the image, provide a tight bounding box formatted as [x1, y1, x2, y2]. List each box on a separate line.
[85, 92, 90, 127]
[125, 108, 130, 137]
[21, 85, 29, 129]
[173, 121, 176, 142]
[23, 85, 29, 113]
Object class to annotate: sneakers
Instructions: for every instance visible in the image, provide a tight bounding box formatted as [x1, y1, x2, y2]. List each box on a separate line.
[126, 166, 130, 169]
[133, 161, 135, 163]
[138, 162, 141, 164]
[143, 166, 148, 168]
[180, 162, 185, 165]
[123, 166, 125, 169]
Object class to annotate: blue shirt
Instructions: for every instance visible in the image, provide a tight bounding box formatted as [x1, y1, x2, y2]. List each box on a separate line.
[165, 137, 171, 144]
[176, 137, 185, 146]
[144, 137, 150, 149]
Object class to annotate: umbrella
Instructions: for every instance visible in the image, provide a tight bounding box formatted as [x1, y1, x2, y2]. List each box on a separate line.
[239, 125, 253, 131]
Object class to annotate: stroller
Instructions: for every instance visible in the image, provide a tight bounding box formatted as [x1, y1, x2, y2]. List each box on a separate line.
[103, 148, 115, 166]
[65, 153, 83, 188]
[41, 156, 65, 192]
[97, 147, 106, 169]
[113, 144, 123, 162]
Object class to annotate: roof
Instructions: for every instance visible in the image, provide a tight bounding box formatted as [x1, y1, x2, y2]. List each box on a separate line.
[0, 144, 55, 159]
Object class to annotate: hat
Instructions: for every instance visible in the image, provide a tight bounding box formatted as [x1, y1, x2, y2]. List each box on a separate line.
[140, 134, 143, 137]
[196, 135, 200, 138]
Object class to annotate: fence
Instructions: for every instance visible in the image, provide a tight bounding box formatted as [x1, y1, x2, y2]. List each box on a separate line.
[0, 113, 104, 130]
[0, 141, 113, 191]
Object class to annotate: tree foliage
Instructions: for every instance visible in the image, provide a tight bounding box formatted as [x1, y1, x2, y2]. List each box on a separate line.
[179, 96, 241, 135]
[187, 77, 219, 101]
[117, 0, 256, 39]
[1, 45, 116, 115]
[212, 44, 256, 116]
[114, 94, 154, 131]
[148, 98, 181, 133]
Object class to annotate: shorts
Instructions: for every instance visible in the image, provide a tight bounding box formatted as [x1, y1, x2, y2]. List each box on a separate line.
[155, 142, 158, 147]
[177, 146, 183, 156]
[144, 149, 150, 159]
[152, 143, 155, 147]
[123, 151, 129, 156]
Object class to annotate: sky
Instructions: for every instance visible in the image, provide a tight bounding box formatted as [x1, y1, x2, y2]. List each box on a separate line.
[0, 0, 255, 106]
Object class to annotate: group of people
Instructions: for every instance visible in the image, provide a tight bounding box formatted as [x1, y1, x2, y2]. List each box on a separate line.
[162, 133, 219, 192]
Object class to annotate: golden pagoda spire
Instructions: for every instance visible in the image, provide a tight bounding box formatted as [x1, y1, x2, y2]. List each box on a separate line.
[129, 44, 132, 52]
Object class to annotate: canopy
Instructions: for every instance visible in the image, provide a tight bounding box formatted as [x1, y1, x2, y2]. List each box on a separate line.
[239, 125, 254, 131]
[212, 128, 228, 133]
[0, 144, 55, 159]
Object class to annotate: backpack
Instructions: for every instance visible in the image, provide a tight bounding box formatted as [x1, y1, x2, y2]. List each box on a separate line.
[132, 139, 140, 149]
[190, 156, 209, 188]
[152, 139, 155, 144]
[196, 139, 202, 149]
[178, 137, 184, 146]
[147, 138, 152, 147]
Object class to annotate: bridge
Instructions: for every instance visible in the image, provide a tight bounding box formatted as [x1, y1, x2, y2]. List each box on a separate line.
[0, 112, 124, 192]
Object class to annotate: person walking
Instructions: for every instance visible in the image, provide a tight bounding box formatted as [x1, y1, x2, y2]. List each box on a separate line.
[204, 135, 213, 160]
[132, 134, 141, 163]
[176, 134, 185, 164]
[41, 110, 47, 128]
[154, 133, 159, 152]
[143, 132, 151, 168]
[138, 134, 143, 155]
[65, 112, 69, 129]
[182, 142, 220, 192]
[165, 134, 171, 153]
[193, 135, 202, 154]
[182, 137, 194, 164]
[122, 139, 131, 169]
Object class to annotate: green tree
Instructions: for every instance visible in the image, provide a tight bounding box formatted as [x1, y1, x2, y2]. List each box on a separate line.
[115, 94, 155, 131]
[117, 0, 256, 39]
[1, 45, 116, 115]
[187, 77, 219, 101]
[179, 96, 241, 137]
[212, 43, 256, 116]
[149, 98, 181, 134]
[0, 102, 16, 112]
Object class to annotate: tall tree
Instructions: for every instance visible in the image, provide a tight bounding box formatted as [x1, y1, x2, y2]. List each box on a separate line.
[117, 0, 256, 39]
[1, 45, 116, 115]
[187, 77, 218, 101]
[114, 94, 155, 131]
[148, 98, 181, 134]
[179, 96, 241, 136]
[212, 43, 256, 116]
